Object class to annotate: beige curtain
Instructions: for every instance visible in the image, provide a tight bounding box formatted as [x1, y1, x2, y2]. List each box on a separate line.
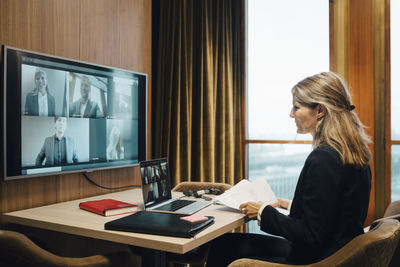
[153, 0, 244, 187]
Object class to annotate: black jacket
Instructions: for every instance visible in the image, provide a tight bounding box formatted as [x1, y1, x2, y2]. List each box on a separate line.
[260, 146, 371, 264]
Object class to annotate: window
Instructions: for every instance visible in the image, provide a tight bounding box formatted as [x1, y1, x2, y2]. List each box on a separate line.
[391, 1, 400, 201]
[246, 0, 329, 233]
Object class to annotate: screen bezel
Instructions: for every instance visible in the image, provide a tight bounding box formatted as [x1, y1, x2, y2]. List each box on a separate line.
[1, 45, 147, 180]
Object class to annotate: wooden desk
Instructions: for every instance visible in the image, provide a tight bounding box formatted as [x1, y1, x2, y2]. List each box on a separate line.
[2, 189, 245, 255]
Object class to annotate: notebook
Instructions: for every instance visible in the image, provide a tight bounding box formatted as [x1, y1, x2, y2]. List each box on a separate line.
[139, 158, 211, 215]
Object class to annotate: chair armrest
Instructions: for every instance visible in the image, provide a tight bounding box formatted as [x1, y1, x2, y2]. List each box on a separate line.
[370, 214, 400, 231]
[0, 230, 135, 267]
[228, 258, 309, 267]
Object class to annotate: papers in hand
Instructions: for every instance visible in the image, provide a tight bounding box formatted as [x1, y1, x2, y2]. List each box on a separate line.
[215, 179, 277, 210]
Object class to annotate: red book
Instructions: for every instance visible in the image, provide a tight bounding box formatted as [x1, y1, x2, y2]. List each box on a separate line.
[79, 199, 138, 216]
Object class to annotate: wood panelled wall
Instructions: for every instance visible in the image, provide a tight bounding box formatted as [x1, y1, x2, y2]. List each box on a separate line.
[0, 0, 151, 215]
[332, 0, 377, 225]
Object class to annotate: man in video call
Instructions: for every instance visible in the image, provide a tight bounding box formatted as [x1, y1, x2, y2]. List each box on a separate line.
[69, 75, 102, 118]
[35, 117, 79, 166]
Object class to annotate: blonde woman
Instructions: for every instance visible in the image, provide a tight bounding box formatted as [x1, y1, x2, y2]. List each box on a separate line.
[25, 70, 55, 116]
[207, 72, 372, 266]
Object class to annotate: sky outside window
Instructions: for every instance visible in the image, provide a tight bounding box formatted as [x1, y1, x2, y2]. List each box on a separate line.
[247, 0, 329, 141]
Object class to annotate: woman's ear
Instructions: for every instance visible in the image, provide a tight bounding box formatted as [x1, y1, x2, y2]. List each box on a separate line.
[317, 104, 326, 119]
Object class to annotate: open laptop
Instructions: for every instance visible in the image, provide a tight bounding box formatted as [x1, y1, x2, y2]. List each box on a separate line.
[139, 158, 211, 215]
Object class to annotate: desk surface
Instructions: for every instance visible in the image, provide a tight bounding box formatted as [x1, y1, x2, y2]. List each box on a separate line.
[2, 189, 245, 254]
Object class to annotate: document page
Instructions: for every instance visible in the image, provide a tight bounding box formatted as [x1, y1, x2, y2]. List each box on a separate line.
[215, 178, 277, 210]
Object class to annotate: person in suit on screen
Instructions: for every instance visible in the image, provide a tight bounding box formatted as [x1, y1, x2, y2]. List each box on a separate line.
[69, 75, 102, 118]
[24, 70, 56, 116]
[35, 117, 79, 166]
[206, 72, 372, 266]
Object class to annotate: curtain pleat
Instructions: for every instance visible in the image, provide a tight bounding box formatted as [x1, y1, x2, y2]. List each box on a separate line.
[153, 0, 243, 187]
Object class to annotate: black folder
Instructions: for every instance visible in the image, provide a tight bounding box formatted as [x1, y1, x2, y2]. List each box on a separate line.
[104, 211, 215, 238]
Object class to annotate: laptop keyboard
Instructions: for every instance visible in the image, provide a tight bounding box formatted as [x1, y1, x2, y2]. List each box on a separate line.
[155, 199, 193, 211]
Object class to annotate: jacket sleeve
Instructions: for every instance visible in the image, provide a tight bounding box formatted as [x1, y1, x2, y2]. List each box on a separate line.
[35, 142, 46, 166]
[260, 149, 342, 247]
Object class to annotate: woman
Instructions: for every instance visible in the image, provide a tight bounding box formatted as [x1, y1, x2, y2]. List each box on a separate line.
[24, 70, 56, 116]
[106, 126, 124, 160]
[206, 72, 372, 266]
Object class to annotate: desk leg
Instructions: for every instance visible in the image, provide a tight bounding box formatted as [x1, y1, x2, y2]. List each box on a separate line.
[129, 246, 166, 267]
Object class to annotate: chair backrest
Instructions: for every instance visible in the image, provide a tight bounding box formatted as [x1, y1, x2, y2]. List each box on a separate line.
[317, 218, 400, 267]
[172, 181, 232, 194]
[0, 230, 135, 267]
[382, 201, 400, 267]
[384, 200, 400, 217]
[228, 219, 400, 267]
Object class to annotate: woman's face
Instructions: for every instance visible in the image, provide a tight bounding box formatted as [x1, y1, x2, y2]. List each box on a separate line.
[35, 72, 48, 91]
[290, 100, 319, 136]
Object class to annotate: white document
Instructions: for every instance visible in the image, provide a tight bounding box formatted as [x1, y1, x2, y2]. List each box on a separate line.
[215, 178, 278, 210]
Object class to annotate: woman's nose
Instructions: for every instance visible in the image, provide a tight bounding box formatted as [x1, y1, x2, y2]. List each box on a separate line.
[289, 109, 294, 118]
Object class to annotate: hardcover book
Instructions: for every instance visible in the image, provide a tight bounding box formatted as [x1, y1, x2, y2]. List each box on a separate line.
[79, 199, 138, 216]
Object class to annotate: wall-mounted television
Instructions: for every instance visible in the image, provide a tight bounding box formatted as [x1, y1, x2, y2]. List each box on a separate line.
[1, 46, 147, 180]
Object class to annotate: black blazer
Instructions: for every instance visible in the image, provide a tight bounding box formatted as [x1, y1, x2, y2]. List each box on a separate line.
[260, 146, 371, 264]
[25, 91, 56, 116]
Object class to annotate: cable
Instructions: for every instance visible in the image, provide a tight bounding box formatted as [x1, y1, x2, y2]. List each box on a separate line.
[82, 172, 142, 190]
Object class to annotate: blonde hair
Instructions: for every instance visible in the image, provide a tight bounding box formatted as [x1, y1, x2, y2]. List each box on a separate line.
[291, 72, 371, 167]
[34, 70, 49, 92]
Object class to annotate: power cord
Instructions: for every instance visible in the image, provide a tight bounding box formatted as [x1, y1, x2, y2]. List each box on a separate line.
[82, 172, 142, 190]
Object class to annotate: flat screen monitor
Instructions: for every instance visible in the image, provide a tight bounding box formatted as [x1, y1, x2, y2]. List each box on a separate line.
[1, 46, 147, 180]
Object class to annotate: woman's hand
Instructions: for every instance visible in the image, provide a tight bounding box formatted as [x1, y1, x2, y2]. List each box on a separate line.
[239, 202, 263, 220]
[270, 198, 291, 210]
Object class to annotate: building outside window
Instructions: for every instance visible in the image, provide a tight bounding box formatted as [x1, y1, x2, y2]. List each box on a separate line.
[246, 0, 329, 233]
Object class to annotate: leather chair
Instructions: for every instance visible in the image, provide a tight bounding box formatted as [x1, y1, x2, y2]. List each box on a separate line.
[167, 181, 232, 267]
[0, 229, 137, 267]
[368, 200, 400, 267]
[228, 218, 400, 267]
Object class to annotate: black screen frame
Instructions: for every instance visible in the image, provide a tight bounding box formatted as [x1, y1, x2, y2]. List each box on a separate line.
[1, 45, 147, 180]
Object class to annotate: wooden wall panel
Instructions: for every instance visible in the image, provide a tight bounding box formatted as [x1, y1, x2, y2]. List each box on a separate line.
[119, 0, 152, 72]
[348, 0, 375, 225]
[373, 0, 390, 217]
[53, 0, 81, 59]
[331, 0, 349, 81]
[0, 0, 151, 214]
[80, 0, 120, 66]
[332, 0, 376, 225]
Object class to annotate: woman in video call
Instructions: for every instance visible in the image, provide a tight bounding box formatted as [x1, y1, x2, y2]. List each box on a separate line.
[206, 72, 372, 266]
[106, 126, 124, 160]
[24, 70, 56, 116]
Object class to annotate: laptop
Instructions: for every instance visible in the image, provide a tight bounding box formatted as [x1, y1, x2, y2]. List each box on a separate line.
[139, 158, 211, 215]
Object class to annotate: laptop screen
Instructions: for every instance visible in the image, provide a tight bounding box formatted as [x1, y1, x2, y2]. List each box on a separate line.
[139, 158, 173, 208]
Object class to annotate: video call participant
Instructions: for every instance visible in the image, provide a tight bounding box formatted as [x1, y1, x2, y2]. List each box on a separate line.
[106, 126, 124, 160]
[113, 92, 131, 116]
[36, 117, 79, 166]
[146, 183, 157, 203]
[25, 70, 56, 116]
[69, 75, 102, 118]
[206, 72, 372, 266]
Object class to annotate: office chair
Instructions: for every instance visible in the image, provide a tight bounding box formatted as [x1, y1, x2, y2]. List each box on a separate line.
[368, 200, 400, 267]
[167, 181, 232, 267]
[227, 218, 400, 267]
[0, 230, 137, 267]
